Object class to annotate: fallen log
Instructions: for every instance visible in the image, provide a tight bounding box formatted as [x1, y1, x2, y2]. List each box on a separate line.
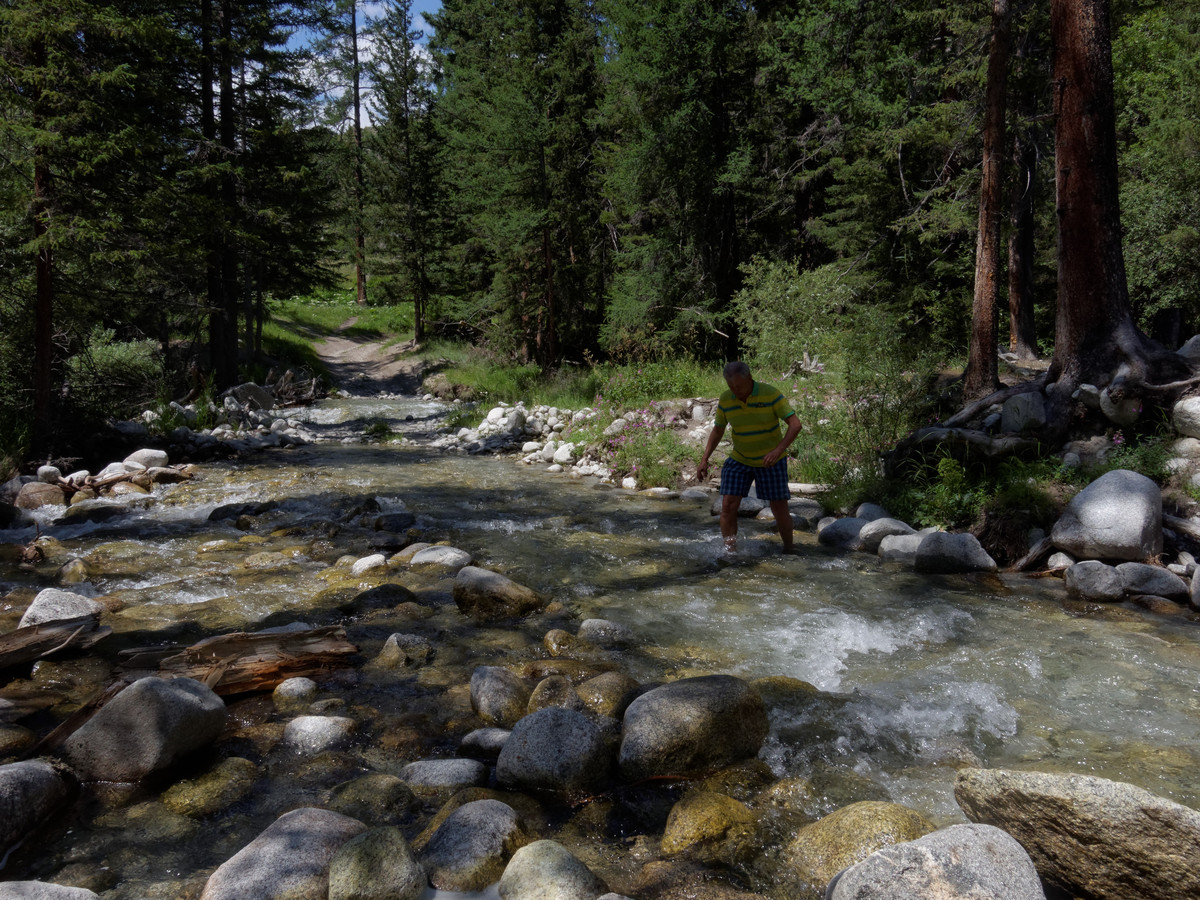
[1010, 535, 1056, 573]
[116, 625, 358, 695]
[0, 614, 111, 675]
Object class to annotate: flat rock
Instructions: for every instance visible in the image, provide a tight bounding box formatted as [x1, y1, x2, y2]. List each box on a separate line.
[955, 767, 1200, 900]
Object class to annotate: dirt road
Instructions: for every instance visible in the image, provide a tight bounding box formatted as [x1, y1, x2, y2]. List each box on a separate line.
[311, 318, 425, 395]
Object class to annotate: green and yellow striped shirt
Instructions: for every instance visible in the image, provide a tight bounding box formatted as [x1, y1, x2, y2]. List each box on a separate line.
[714, 381, 796, 467]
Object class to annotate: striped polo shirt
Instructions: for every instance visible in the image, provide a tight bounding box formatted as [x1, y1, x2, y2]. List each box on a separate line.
[714, 381, 795, 467]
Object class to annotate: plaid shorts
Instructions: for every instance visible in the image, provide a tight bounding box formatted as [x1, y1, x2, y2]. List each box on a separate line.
[719, 457, 791, 502]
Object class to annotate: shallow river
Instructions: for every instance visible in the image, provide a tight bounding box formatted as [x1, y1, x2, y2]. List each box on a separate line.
[3, 395, 1200, 894]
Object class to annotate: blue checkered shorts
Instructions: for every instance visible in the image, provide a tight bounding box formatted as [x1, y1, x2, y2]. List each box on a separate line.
[719, 458, 790, 501]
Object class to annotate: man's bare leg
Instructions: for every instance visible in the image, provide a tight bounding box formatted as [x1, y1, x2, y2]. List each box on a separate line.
[769, 499, 794, 551]
[720, 494, 742, 551]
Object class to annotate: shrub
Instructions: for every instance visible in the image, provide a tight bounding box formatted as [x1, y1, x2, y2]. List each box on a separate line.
[63, 327, 163, 423]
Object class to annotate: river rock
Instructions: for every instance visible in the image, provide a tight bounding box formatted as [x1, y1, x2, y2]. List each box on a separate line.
[273, 676, 319, 711]
[418, 798, 530, 891]
[526, 675, 585, 714]
[577, 671, 641, 718]
[459, 727, 511, 760]
[827, 823, 1045, 900]
[854, 518, 915, 553]
[162, 757, 258, 817]
[577, 618, 635, 648]
[496, 707, 611, 793]
[618, 675, 768, 780]
[471, 666, 533, 727]
[231, 382, 275, 411]
[1063, 560, 1125, 602]
[817, 517, 867, 550]
[401, 758, 489, 802]
[36, 465, 62, 483]
[199, 807, 367, 900]
[878, 532, 925, 564]
[1050, 469, 1162, 561]
[0, 760, 72, 853]
[0, 885, 100, 899]
[497, 840, 608, 900]
[18, 588, 106, 627]
[913, 532, 997, 574]
[854, 503, 890, 522]
[1116, 562, 1188, 602]
[779, 801, 935, 895]
[454, 566, 545, 620]
[15, 482, 66, 509]
[124, 448, 169, 468]
[283, 715, 355, 755]
[376, 633, 432, 668]
[409, 545, 473, 572]
[325, 773, 418, 825]
[661, 791, 756, 857]
[954, 767, 1200, 900]
[59, 676, 227, 782]
[328, 826, 426, 900]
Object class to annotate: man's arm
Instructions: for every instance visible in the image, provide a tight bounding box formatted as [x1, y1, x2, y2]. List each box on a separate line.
[697, 423, 726, 480]
[762, 413, 801, 467]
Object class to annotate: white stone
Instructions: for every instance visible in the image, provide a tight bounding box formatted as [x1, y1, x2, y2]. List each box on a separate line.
[351, 554, 388, 576]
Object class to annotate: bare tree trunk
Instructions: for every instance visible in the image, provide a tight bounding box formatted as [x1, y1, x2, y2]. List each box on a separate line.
[215, 0, 240, 389]
[964, 0, 1011, 401]
[31, 36, 53, 452]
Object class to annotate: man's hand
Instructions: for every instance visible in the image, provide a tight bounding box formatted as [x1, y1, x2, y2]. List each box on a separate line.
[697, 457, 711, 480]
[762, 449, 782, 467]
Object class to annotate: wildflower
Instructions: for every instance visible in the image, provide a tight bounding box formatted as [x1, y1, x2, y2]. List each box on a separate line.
[1112, 431, 1125, 446]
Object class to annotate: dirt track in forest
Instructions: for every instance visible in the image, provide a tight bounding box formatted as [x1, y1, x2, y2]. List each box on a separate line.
[311, 317, 425, 395]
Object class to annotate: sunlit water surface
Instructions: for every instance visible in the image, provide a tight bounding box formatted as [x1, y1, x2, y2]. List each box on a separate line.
[3, 394, 1200, 893]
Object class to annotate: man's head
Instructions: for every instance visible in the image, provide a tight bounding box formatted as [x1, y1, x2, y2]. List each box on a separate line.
[723, 360, 753, 401]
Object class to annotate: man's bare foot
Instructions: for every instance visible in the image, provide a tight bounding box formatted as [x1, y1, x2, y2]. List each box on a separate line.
[723, 537, 738, 553]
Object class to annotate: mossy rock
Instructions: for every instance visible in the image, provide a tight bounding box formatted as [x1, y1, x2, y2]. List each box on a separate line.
[780, 801, 935, 896]
[662, 791, 756, 857]
[162, 757, 259, 817]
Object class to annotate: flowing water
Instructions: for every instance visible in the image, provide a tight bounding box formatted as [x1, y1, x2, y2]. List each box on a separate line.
[3, 394, 1200, 894]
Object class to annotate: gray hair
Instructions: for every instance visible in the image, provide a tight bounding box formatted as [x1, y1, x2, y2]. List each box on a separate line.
[723, 361, 751, 380]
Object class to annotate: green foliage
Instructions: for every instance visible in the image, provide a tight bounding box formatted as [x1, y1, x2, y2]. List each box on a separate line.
[364, 420, 396, 441]
[63, 327, 163, 424]
[591, 361, 712, 410]
[1087, 430, 1174, 483]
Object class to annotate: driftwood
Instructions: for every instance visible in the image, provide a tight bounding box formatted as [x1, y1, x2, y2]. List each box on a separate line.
[1165, 514, 1200, 545]
[116, 625, 358, 695]
[0, 614, 111, 674]
[1010, 535, 1056, 572]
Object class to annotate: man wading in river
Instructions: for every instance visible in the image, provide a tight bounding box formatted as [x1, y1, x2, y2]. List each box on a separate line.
[697, 361, 802, 553]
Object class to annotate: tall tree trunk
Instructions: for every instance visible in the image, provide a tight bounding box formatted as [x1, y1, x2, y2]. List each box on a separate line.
[202, 0, 225, 387]
[351, 0, 367, 305]
[215, 0, 240, 389]
[963, 0, 1011, 401]
[1047, 0, 1160, 389]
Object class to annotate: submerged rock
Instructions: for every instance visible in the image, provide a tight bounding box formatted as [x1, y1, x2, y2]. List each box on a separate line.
[471, 666, 533, 728]
[661, 791, 756, 857]
[454, 566, 545, 620]
[401, 758, 489, 802]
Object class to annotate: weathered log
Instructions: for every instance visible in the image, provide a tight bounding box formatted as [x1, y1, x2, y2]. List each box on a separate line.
[116, 625, 358, 695]
[1010, 535, 1055, 572]
[1164, 513, 1200, 544]
[0, 614, 111, 674]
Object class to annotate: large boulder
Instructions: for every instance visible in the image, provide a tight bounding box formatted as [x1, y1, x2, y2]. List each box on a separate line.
[955, 767, 1200, 900]
[1050, 469, 1162, 561]
[497, 840, 608, 900]
[779, 801, 935, 896]
[618, 675, 768, 780]
[913, 532, 997, 574]
[199, 807, 367, 900]
[18, 588, 106, 628]
[496, 707, 611, 793]
[418, 798, 530, 891]
[1001, 392, 1046, 433]
[453, 567, 545, 620]
[828, 823, 1045, 900]
[0, 760, 72, 853]
[59, 677, 227, 782]
[328, 826, 426, 900]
